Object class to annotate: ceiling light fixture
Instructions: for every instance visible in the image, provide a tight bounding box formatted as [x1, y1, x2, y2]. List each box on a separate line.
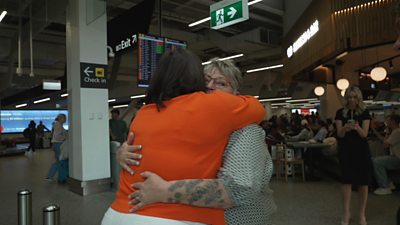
[259, 97, 292, 102]
[15, 103, 27, 108]
[370, 66, 387, 81]
[286, 98, 318, 103]
[246, 64, 283, 73]
[336, 78, 349, 90]
[314, 86, 325, 96]
[61, 93, 69, 97]
[130, 94, 146, 99]
[188, 17, 211, 27]
[335, 51, 348, 60]
[188, 0, 263, 27]
[253, 96, 259, 99]
[108, 99, 116, 103]
[33, 98, 50, 104]
[271, 103, 289, 106]
[248, 0, 263, 6]
[202, 54, 244, 65]
[113, 104, 129, 109]
[0, 11, 7, 23]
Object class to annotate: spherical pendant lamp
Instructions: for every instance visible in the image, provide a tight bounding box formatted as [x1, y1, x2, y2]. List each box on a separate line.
[336, 78, 349, 90]
[314, 86, 325, 96]
[370, 66, 387, 82]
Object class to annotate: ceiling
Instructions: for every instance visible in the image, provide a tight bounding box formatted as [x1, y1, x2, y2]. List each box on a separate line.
[0, 0, 285, 107]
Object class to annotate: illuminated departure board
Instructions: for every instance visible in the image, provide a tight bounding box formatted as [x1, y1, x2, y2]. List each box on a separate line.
[137, 34, 187, 88]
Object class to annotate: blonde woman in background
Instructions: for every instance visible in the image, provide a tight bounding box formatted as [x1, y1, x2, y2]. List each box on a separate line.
[45, 114, 67, 182]
[335, 86, 371, 225]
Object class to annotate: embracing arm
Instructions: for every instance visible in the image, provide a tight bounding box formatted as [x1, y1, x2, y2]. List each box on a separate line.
[163, 179, 233, 208]
[130, 125, 270, 212]
[129, 173, 233, 212]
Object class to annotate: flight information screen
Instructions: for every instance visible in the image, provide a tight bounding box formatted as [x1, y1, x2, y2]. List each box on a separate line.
[165, 38, 187, 53]
[0, 110, 69, 133]
[137, 34, 187, 88]
[137, 34, 164, 88]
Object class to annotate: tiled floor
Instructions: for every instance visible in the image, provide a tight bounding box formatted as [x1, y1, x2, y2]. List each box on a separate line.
[0, 148, 399, 225]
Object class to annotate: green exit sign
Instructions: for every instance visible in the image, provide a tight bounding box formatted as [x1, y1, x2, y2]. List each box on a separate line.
[210, 0, 249, 30]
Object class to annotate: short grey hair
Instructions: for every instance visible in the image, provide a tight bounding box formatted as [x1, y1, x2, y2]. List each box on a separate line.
[203, 58, 243, 93]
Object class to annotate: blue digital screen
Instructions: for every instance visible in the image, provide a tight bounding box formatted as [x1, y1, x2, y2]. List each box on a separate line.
[0, 110, 68, 133]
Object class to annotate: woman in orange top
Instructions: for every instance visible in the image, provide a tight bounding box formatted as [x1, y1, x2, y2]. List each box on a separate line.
[101, 49, 265, 225]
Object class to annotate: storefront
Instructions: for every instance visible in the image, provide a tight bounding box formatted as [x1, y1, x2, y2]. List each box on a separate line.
[283, 0, 399, 119]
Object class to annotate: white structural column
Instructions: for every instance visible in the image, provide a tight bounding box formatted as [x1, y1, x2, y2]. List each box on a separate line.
[66, 0, 110, 195]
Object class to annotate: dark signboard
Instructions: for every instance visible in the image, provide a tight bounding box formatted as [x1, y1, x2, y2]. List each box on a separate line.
[107, 0, 156, 55]
[80, 62, 107, 89]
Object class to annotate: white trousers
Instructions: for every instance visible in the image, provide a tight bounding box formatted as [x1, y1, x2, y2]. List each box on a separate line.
[101, 208, 207, 225]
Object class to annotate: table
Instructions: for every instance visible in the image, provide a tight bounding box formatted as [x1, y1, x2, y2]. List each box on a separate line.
[286, 141, 331, 180]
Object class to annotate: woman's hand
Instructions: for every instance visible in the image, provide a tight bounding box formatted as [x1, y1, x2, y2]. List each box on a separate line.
[116, 132, 142, 175]
[128, 172, 170, 212]
[343, 123, 354, 132]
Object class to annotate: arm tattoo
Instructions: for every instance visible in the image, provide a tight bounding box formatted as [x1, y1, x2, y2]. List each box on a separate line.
[168, 180, 186, 192]
[167, 179, 228, 207]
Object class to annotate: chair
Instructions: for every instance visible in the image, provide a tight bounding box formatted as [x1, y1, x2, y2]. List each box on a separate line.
[275, 144, 305, 182]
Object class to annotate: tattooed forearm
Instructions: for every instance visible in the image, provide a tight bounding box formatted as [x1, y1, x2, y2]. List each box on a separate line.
[168, 180, 186, 192]
[164, 179, 233, 209]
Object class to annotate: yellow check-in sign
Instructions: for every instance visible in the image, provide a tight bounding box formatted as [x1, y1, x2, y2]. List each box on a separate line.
[95, 67, 105, 77]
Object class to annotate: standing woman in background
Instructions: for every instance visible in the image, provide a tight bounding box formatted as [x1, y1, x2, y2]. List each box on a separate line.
[45, 114, 67, 181]
[335, 86, 371, 225]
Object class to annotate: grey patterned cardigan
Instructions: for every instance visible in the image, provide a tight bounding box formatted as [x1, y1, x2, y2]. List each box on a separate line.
[218, 124, 276, 225]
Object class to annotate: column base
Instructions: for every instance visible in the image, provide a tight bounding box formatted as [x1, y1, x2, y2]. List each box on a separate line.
[68, 177, 111, 196]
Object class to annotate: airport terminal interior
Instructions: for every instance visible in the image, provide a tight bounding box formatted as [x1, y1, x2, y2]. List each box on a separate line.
[0, 0, 400, 225]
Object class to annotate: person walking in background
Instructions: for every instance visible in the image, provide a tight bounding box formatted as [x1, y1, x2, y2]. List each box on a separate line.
[101, 49, 265, 225]
[25, 120, 37, 153]
[335, 86, 371, 225]
[37, 121, 50, 148]
[371, 114, 400, 195]
[109, 109, 128, 144]
[45, 114, 67, 181]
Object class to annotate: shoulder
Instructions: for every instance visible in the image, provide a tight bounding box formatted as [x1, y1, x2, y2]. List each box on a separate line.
[228, 124, 265, 144]
[360, 109, 371, 119]
[336, 108, 344, 114]
[335, 108, 344, 119]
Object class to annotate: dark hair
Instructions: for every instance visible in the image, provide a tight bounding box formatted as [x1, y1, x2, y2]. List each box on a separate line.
[317, 120, 327, 128]
[388, 114, 400, 124]
[144, 49, 206, 109]
[111, 109, 120, 115]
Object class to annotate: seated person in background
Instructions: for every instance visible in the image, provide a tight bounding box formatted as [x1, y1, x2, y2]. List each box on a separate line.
[310, 120, 328, 143]
[265, 122, 285, 147]
[371, 114, 400, 195]
[286, 119, 313, 142]
[327, 121, 337, 138]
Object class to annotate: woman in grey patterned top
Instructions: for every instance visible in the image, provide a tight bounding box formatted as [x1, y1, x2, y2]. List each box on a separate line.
[117, 58, 276, 225]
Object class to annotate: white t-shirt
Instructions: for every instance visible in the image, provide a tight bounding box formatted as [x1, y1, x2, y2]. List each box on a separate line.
[51, 121, 67, 143]
[388, 128, 400, 159]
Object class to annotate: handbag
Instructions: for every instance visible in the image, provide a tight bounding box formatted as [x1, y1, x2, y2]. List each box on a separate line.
[59, 140, 69, 160]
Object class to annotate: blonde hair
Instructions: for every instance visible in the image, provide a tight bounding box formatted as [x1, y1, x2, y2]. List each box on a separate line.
[203, 58, 243, 93]
[342, 85, 366, 117]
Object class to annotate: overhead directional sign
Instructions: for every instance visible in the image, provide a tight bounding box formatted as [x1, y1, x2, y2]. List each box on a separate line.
[80, 62, 107, 89]
[210, 0, 249, 30]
